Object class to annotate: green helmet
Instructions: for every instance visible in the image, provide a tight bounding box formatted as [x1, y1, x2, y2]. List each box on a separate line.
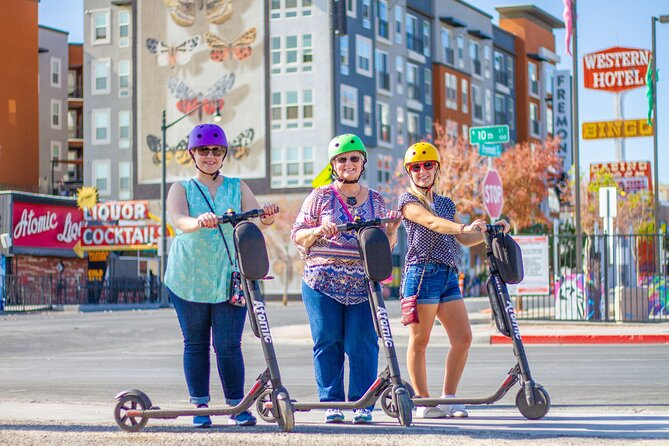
[327, 134, 367, 162]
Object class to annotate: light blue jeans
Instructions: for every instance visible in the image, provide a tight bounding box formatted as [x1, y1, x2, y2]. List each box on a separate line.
[402, 263, 463, 304]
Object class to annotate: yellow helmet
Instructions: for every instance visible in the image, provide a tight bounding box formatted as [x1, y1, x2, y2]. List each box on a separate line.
[404, 142, 440, 167]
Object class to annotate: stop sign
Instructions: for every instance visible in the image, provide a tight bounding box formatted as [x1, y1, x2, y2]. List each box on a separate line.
[482, 168, 504, 220]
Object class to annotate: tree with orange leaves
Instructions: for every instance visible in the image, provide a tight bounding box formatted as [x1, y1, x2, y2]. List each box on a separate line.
[494, 139, 563, 232]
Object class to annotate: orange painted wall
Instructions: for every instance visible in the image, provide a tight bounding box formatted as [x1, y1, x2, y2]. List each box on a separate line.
[0, 0, 39, 191]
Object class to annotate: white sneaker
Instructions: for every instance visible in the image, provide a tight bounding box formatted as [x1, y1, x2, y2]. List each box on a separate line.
[438, 403, 469, 418]
[324, 408, 345, 423]
[415, 405, 447, 418]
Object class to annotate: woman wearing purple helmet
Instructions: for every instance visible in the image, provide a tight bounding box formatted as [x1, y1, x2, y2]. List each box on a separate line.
[164, 123, 279, 428]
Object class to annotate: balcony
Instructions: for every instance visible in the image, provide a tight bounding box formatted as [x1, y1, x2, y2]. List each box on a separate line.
[406, 35, 424, 53]
[495, 71, 509, 86]
[379, 124, 391, 143]
[473, 104, 483, 121]
[377, 72, 390, 91]
[378, 20, 389, 39]
[473, 59, 482, 76]
[445, 48, 455, 65]
[407, 83, 420, 101]
[531, 120, 540, 136]
[407, 132, 420, 145]
[495, 111, 507, 125]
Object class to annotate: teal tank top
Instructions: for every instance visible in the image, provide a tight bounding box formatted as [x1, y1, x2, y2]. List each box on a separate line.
[164, 177, 241, 303]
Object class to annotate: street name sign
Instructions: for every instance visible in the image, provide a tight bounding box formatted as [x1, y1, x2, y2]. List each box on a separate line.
[478, 143, 503, 157]
[469, 125, 509, 145]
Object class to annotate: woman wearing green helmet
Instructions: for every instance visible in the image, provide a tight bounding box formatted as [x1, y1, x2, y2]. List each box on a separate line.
[291, 134, 402, 424]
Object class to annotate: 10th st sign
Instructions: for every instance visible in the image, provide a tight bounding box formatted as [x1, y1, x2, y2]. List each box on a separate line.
[469, 125, 510, 146]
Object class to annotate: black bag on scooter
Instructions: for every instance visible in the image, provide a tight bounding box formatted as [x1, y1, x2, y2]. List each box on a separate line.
[492, 233, 524, 285]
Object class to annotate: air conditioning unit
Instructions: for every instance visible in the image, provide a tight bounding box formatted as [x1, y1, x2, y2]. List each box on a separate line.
[0, 233, 11, 249]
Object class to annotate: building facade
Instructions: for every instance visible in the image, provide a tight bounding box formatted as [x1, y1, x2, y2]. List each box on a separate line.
[492, 24, 517, 143]
[66, 43, 85, 195]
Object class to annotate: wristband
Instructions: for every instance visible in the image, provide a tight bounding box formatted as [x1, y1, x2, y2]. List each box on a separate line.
[460, 223, 466, 234]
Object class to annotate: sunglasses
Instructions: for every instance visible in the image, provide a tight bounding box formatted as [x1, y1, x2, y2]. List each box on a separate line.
[335, 155, 362, 164]
[409, 162, 436, 173]
[194, 147, 226, 157]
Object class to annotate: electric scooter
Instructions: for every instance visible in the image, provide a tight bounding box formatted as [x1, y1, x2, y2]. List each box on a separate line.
[114, 209, 295, 432]
[255, 216, 414, 427]
[408, 224, 551, 420]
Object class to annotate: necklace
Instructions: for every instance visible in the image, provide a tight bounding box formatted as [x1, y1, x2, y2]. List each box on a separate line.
[337, 184, 361, 206]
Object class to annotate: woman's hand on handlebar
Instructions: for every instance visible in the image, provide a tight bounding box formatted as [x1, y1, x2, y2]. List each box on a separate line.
[464, 219, 487, 233]
[496, 219, 511, 234]
[384, 210, 402, 234]
[314, 219, 338, 239]
[197, 212, 219, 229]
[259, 203, 279, 225]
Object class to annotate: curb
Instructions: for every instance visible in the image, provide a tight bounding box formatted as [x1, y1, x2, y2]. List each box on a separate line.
[490, 334, 669, 345]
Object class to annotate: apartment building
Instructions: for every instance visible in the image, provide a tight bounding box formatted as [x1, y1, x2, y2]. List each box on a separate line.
[492, 24, 516, 143]
[66, 43, 85, 193]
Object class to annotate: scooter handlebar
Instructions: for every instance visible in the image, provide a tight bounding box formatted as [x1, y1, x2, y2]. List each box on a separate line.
[335, 217, 399, 232]
[216, 208, 277, 225]
[485, 224, 506, 235]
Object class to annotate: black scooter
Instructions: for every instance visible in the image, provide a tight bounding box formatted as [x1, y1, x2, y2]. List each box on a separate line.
[256, 217, 414, 427]
[114, 209, 295, 432]
[409, 224, 550, 420]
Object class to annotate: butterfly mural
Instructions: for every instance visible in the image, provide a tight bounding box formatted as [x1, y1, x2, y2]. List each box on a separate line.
[163, 0, 232, 27]
[229, 128, 254, 160]
[167, 73, 236, 117]
[146, 36, 201, 69]
[204, 28, 256, 63]
[146, 134, 192, 166]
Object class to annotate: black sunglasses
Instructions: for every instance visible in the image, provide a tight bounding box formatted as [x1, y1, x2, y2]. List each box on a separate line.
[335, 155, 362, 164]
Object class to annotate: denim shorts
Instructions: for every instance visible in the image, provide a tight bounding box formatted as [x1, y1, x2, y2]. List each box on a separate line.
[401, 263, 462, 305]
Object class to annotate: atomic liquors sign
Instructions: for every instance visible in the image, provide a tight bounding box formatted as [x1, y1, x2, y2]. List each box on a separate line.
[583, 46, 651, 92]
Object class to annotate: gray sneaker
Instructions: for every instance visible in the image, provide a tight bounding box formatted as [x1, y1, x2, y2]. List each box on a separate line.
[416, 405, 447, 418]
[438, 404, 469, 418]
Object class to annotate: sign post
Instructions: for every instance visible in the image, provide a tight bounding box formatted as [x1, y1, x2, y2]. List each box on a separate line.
[482, 168, 504, 221]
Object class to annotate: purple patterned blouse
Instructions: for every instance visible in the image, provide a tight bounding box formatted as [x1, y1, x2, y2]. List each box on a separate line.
[291, 185, 389, 305]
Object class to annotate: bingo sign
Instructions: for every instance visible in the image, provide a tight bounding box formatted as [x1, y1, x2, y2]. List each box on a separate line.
[583, 46, 651, 93]
[482, 169, 504, 220]
[11, 200, 85, 255]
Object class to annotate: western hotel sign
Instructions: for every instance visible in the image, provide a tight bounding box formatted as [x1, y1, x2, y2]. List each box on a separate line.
[583, 46, 651, 92]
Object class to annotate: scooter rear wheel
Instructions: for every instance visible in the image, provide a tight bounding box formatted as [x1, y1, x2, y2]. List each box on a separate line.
[114, 393, 150, 432]
[274, 391, 294, 432]
[516, 386, 550, 420]
[256, 389, 277, 423]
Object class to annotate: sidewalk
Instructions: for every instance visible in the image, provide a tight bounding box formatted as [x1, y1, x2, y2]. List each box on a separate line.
[269, 298, 669, 345]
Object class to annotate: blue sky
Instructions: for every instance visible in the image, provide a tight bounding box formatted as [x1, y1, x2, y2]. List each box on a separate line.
[38, 0, 669, 183]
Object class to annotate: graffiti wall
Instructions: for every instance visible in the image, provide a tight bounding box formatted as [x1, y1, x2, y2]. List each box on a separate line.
[137, 0, 266, 184]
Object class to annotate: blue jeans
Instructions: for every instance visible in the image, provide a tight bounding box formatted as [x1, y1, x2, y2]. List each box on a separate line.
[302, 282, 379, 404]
[168, 287, 247, 405]
[402, 264, 463, 304]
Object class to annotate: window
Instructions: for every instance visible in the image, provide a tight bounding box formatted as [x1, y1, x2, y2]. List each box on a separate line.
[462, 124, 468, 141]
[530, 102, 540, 136]
[92, 10, 110, 44]
[271, 146, 314, 188]
[50, 99, 61, 129]
[494, 51, 508, 85]
[361, 0, 371, 28]
[271, 92, 282, 129]
[377, 0, 389, 39]
[285, 90, 299, 128]
[529, 62, 539, 96]
[445, 73, 457, 110]
[485, 88, 492, 123]
[395, 56, 404, 94]
[92, 109, 110, 144]
[67, 70, 78, 96]
[396, 107, 405, 145]
[92, 59, 110, 94]
[92, 160, 110, 195]
[50, 58, 61, 87]
[394, 5, 403, 44]
[494, 93, 506, 125]
[457, 34, 464, 68]
[67, 110, 78, 138]
[483, 45, 491, 79]
[285, 35, 298, 73]
[118, 60, 130, 97]
[119, 162, 131, 199]
[271, 0, 280, 19]
[376, 102, 390, 143]
[271, 37, 281, 74]
[506, 55, 514, 88]
[472, 84, 482, 122]
[461, 78, 469, 113]
[544, 64, 555, 96]
[470, 41, 481, 77]
[424, 68, 432, 105]
[375, 50, 390, 92]
[508, 98, 515, 130]
[363, 95, 372, 136]
[356, 35, 372, 77]
[407, 112, 419, 145]
[302, 0, 313, 16]
[547, 107, 554, 135]
[51, 141, 61, 161]
[406, 14, 420, 53]
[377, 154, 392, 186]
[340, 84, 358, 127]
[303, 89, 314, 127]
[347, 0, 356, 17]
[441, 28, 454, 65]
[425, 116, 433, 139]
[285, 0, 298, 17]
[118, 10, 130, 47]
[422, 21, 431, 57]
[407, 62, 419, 100]
[302, 34, 313, 71]
[340, 35, 349, 75]
[119, 111, 130, 149]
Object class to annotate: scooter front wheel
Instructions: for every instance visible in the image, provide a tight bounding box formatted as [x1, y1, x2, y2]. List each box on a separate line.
[396, 388, 413, 427]
[516, 386, 550, 420]
[274, 390, 295, 432]
[381, 381, 415, 418]
[256, 389, 277, 423]
[114, 393, 150, 432]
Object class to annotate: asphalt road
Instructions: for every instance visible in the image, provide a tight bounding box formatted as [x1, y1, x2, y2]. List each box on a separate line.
[0, 304, 668, 445]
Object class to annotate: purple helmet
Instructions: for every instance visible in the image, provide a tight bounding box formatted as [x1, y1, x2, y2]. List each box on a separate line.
[187, 124, 228, 150]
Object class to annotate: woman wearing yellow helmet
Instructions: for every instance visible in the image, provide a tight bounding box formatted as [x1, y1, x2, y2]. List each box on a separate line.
[398, 142, 509, 419]
[291, 134, 402, 424]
